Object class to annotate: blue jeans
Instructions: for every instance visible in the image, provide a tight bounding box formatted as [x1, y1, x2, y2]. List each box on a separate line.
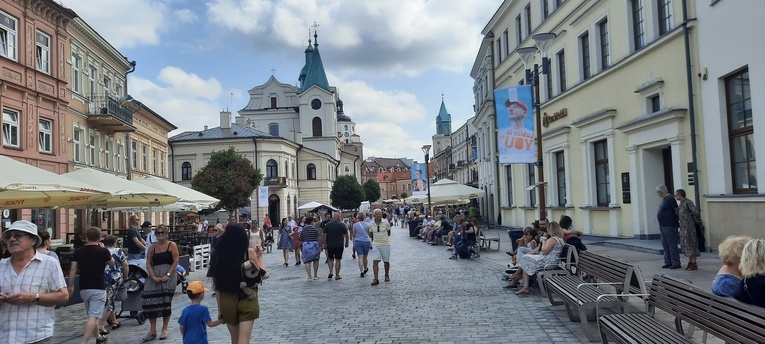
[456, 240, 476, 257]
[127, 253, 142, 260]
[660, 226, 681, 266]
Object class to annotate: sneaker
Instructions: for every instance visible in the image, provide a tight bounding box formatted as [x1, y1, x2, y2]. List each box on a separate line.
[662, 264, 671, 268]
[446, 247, 454, 251]
[669, 265, 682, 270]
[96, 335, 108, 344]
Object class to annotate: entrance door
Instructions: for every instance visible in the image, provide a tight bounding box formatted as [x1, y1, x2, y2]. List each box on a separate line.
[662, 148, 674, 193]
[268, 194, 280, 227]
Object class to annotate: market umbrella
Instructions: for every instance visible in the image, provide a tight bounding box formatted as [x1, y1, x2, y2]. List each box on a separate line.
[133, 176, 219, 207]
[427, 179, 485, 204]
[0, 155, 111, 209]
[63, 168, 179, 208]
[297, 201, 323, 210]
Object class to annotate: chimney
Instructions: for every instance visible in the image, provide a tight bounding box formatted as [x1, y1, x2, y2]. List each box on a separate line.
[220, 111, 231, 129]
[203, 125, 208, 130]
[295, 132, 303, 145]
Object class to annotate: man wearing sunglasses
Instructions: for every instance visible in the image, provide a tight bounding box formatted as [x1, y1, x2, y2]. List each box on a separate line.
[0, 220, 69, 344]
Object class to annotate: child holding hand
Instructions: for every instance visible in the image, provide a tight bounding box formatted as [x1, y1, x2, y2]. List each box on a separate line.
[178, 281, 223, 344]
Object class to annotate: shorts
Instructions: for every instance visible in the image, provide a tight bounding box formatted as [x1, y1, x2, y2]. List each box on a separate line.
[219, 291, 260, 325]
[292, 241, 302, 250]
[354, 241, 371, 256]
[80, 289, 106, 318]
[327, 247, 344, 260]
[369, 245, 391, 263]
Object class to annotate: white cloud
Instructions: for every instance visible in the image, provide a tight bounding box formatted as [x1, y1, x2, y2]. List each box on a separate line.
[129, 67, 226, 134]
[173, 9, 198, 24]
[206, 0, 501, 76]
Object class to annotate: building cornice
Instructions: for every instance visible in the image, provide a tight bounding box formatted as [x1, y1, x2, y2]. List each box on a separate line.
[17, 0, 77, 27]
[616, 108, 687, 134]
[69, 18, 132, 71]
[571, 108, 616, 127]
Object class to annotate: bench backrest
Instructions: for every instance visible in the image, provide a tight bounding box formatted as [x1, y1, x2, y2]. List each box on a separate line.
[576, 251, 646, 295]
[648, 274, 765, 343]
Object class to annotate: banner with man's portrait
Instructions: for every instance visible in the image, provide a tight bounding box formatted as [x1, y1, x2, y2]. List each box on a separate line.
[411, 163, 428, 195]
[495, 85, 535, 164]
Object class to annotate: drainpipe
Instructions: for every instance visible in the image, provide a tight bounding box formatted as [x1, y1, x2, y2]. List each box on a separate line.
[487, 33, 501, 226]
[169, 142, 175, 182]
[125, 60, 136, 180]
[252, 137, 260, 223]
[682, 0, 701, 212]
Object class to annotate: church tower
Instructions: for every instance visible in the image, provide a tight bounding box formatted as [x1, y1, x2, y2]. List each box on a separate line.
[433, 97, 452, 156]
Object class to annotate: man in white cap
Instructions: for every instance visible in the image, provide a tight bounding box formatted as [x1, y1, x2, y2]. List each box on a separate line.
[0, 220, 69, 344]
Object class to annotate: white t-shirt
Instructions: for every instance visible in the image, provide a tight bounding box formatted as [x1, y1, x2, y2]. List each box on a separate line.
[144, 231, 157, 257]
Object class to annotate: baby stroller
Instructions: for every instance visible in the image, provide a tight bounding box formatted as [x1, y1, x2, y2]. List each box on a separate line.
[176, 265, 189, 293]
[117, 259, 147, 325]
[264, 227, 274, 253]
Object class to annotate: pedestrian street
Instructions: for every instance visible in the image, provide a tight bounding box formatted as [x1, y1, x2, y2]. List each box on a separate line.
[51, 224, 578, 344]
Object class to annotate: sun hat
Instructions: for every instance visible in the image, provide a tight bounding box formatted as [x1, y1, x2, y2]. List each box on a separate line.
[4, 220, 42, 246]
[187, 281, 209, 294]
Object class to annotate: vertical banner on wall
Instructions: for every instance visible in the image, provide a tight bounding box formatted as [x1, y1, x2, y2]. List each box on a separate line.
[411, 163, 428, 195]
[258, 186, 269, 206]
[495, 85, 535, 164]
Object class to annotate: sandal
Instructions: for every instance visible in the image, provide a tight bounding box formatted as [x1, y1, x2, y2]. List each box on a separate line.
[335, 276, 342, 280]
[384, 276, 390, 282]
[142, 333, 157, 342]
[96, 335, 108, 344]
[99, 329, 110, 335]
[159, 331, 168, 340]
[111, 322, 121, 330]
[371, 279, 379, 286]
[515, 288, 530, 295]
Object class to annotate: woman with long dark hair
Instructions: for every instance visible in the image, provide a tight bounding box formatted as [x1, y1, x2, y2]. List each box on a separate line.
[277, 218, 292, 267]
[214, 223, 259, 344]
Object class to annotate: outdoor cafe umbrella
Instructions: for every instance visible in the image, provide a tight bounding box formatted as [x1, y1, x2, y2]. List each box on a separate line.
[297, 201, 338, 212]
[133, 176, 219, 207]
[0, 155, 111, 209]
[424, 179, 485, 204]
[63, 168, 179, 208]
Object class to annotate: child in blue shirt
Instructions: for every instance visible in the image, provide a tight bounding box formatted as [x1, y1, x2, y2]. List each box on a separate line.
[178, 281, 222, 344]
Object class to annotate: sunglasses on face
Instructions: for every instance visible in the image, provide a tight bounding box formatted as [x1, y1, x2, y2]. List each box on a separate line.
[2, 231, 28, 241]
[155, 231, 167, 235]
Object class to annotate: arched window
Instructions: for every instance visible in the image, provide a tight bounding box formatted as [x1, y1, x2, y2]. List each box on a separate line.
[344, 125, 348, 130]
[266, 159, 278, 178]
[268, 123, 279, 136]
[181, 162, 192, 180]
[312, 117, 322, 137]
[307, 163, 316, 180]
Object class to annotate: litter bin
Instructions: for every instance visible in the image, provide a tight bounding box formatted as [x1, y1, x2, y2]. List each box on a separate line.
[507, 227, 524, 252]
[408, 220, 420, 237]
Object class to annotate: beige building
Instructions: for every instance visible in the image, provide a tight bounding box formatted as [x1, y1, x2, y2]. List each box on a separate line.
[483, 0, 702, 240]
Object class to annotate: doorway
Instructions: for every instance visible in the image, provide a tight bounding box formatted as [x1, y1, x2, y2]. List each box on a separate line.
[662, 148, 674, 194]
[268, 194, 280, 227]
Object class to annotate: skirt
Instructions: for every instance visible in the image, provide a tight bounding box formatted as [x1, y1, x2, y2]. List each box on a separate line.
[142, 264, 176, 319]
[292, 240, 303, 251]
[278, 233, 293, 250]
[302, 241, 321, 263]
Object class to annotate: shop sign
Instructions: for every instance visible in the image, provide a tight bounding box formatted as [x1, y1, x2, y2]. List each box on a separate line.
[542, 108, 568, 127]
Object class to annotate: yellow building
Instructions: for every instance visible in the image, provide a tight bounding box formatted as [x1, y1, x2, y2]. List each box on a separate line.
[483, 0, 702, 240]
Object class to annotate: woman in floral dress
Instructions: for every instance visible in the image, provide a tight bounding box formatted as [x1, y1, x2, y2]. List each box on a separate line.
[507, 221, 565, 295]
[277, 218, 292, 266]
[675, 189, 701, 270]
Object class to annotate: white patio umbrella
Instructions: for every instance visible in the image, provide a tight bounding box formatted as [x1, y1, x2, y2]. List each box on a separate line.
[63, 168, 179, 208]
[133, 176, 219, 207]
[0, 155, 111, 209]
[297, 201, 323, 210]
[427, 179, 485, 204]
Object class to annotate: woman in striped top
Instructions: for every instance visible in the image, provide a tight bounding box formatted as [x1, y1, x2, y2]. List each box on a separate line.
[299, 217, 321, 280]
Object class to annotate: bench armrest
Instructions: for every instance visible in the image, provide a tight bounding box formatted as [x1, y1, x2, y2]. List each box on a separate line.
[595, 293, 649, 322]
[576, 282, 624, 303]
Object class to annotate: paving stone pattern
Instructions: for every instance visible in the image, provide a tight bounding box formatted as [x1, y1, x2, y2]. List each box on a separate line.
[51, 225, 578, 344]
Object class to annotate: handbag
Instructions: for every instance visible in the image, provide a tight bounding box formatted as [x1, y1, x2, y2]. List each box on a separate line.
[685, 201, 706, 252]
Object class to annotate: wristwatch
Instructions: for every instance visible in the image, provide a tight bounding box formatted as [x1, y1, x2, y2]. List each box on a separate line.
[33, 293, 40, 305]
[166, 272, 171, 277]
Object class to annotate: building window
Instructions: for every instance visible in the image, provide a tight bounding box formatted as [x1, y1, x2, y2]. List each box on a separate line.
[312, 117, 322, 137]
[116, 142, 123, 172]
[555, 151, 566, 206]
[556, 0, 564, 7]
[546, 68, 553, 100]
[0, 11, 17, 60]
[515, 15, 522, 45]
[594, 140, 610, 206]
[506, 165, 514, 207]
[631, 0, 645, 50]
[307, 163, 316, 180]
[657, 0, 672, 36]
[503, 29, 509, 57]
[528, 164, 537, 206]
[649, 94, 661, 113]
[726, 69, 756, 193]
[181, 162, 192, 180]
[580, 32, 591, 80]
[38, 118, 52, 153]
[160, 152, 165, 177]
[268, 123, 279, 136]
[2, 108, 19, 148]
[88, 65, 97, 97]
[496, 38, 502, 64]
[266, 159, 278, 178]
[131, 140, 137, 169]
[557, 50, 567, 93]
[104, 139, 112, 170]
[73, 128, 83, 162]
[270, 97, 277, 108]
[598, 18, 610, 69]
[525, 4, 532, 36]
[71, 54, 82, 94]
[115, 83, 123, 98]
[152, 149, 157, 175]
[89, 132, 98, 166]
[35, 31, 50, 74]
[542, 0, 550, 19]
[142, 144, 147, 171]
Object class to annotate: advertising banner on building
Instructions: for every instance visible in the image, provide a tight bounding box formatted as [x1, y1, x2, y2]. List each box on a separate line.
[258, 186, 269, 206]
[495, 85, 535, 164]
[411, 163, 428, 195]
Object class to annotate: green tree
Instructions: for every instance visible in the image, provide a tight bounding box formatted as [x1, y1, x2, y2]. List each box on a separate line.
[400, 192, 408, 199]
[330, 175, 365, 210]
[191, 147, 262, 216]
[362, 179, 381, 203]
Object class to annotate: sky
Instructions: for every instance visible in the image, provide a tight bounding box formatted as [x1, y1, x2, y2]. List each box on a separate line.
[60, 0, 503, 161]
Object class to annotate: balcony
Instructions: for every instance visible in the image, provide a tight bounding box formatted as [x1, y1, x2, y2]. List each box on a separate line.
[264, 177, 287, 188]
[86, 94, 136, 133]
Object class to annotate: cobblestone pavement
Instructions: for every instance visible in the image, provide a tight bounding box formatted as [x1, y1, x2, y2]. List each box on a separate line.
[51, 224, 578, 344]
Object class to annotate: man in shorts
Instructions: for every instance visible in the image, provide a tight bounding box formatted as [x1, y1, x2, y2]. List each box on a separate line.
[369, 209, 392, 285]
[69, 226, 114, 344]
[323, 213, 349, 280]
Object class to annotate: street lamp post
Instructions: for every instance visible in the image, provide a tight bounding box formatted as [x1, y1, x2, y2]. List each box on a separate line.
[516, 33, 556, 220]
[421, 144, 432, 216]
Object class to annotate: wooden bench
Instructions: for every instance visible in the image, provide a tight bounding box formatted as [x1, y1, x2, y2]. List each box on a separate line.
[544, 251, 646, 341]
[536, 244, 579, 296]
[598, 274, 765, 344]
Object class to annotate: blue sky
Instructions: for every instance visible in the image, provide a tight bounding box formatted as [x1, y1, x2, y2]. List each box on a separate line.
[60, 0, 502, 160]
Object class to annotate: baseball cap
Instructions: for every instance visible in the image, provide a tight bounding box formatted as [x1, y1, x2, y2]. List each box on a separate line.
[4, 220, 42, 246]
[141, 221, 152, 228]
[505, 99, 528, 112]
[187, 281, 209, 294]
